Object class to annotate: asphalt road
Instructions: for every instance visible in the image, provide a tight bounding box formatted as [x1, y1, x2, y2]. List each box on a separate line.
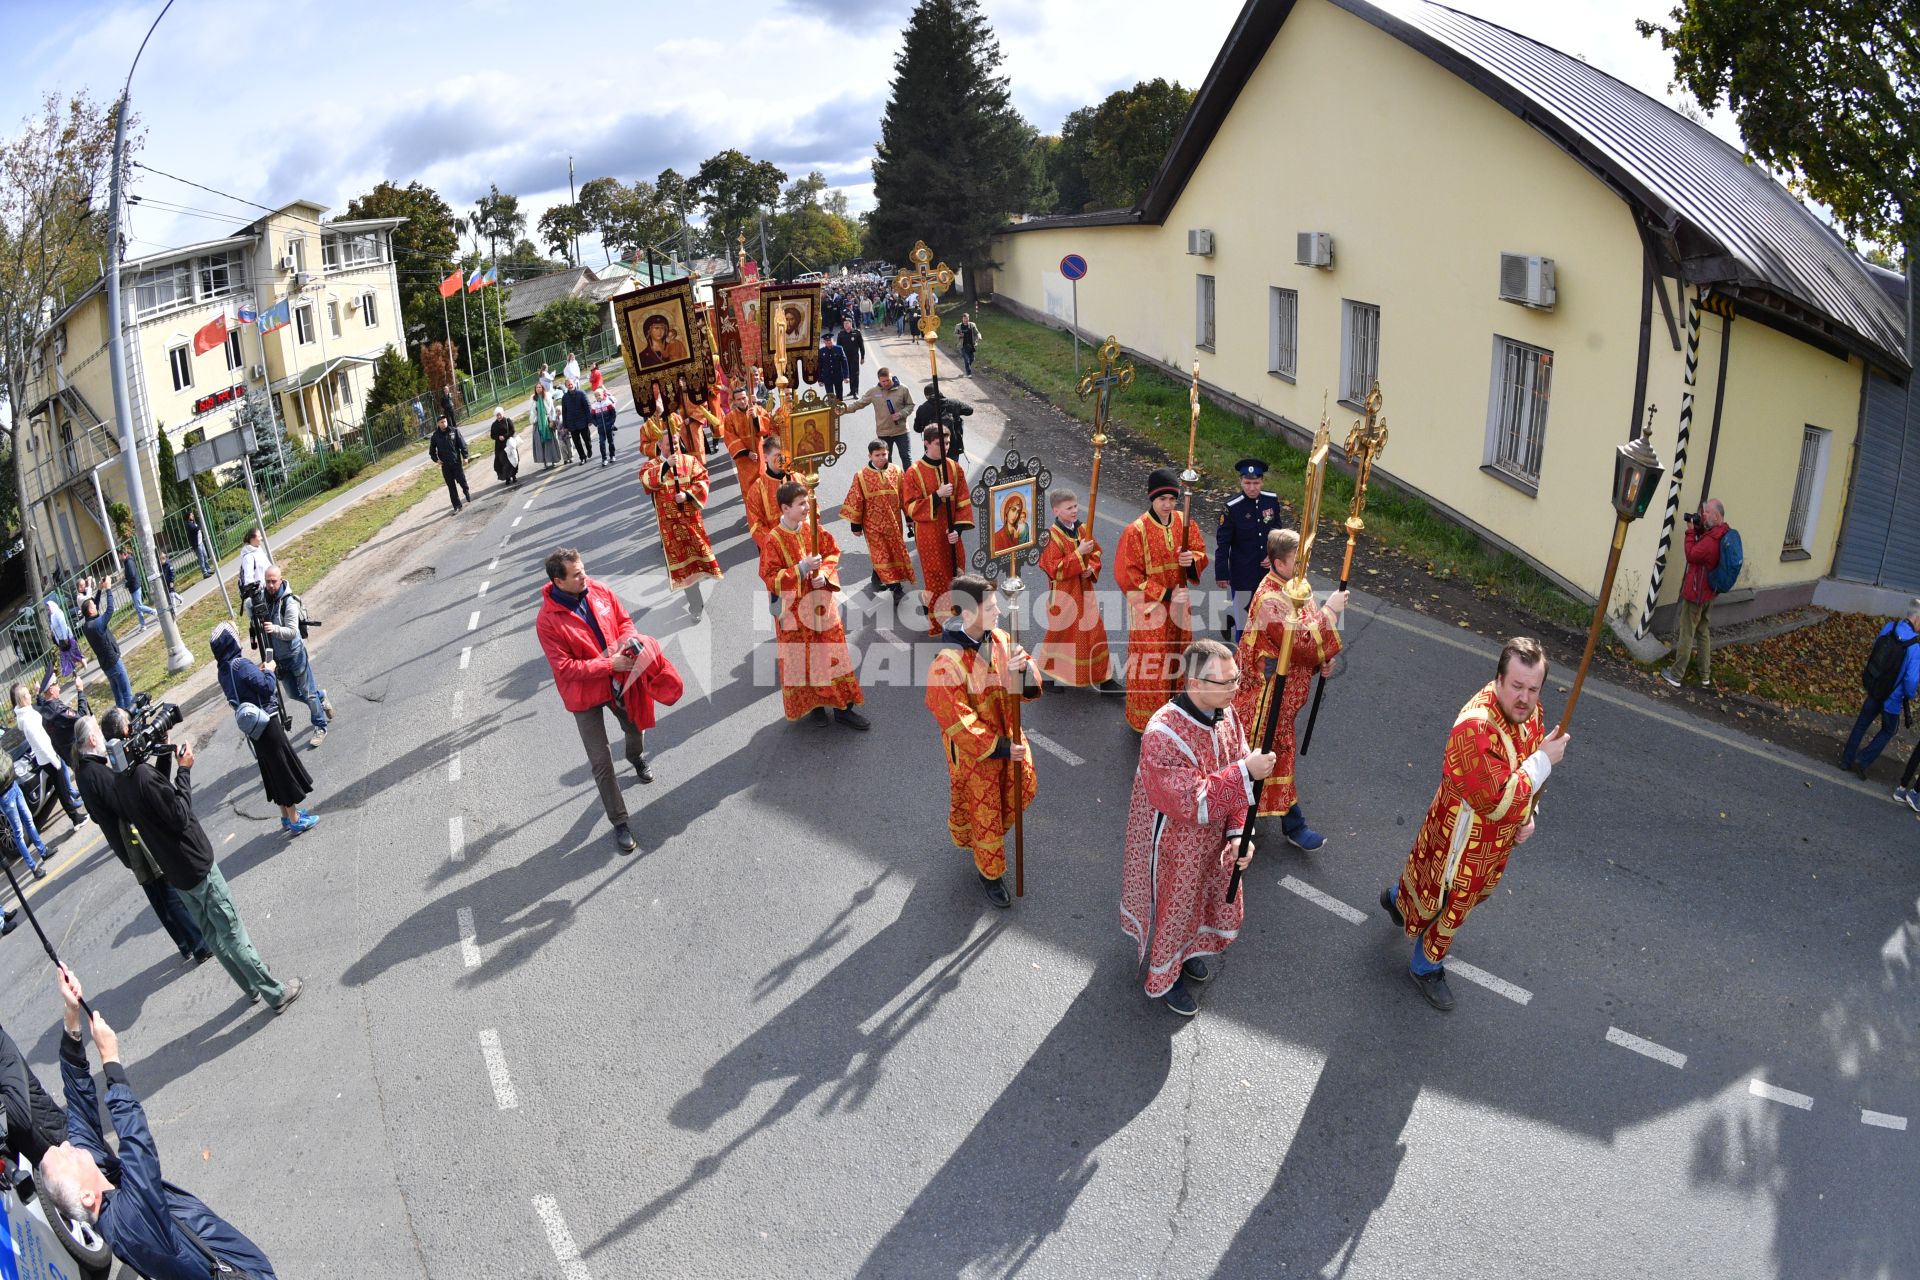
[2, 330, 1915, 1279]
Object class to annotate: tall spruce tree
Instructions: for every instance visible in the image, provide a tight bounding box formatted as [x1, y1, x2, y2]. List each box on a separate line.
[868, 0, 1034, 297]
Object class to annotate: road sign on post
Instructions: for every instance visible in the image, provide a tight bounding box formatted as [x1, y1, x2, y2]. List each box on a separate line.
[1060, 254, 1089, 377]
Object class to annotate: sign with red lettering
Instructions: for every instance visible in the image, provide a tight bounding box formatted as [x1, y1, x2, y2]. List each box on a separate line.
[192, 383, 246, 415]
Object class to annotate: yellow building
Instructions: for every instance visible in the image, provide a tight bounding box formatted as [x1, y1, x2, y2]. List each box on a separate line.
[987, 0, 1905, 639]
[18, 200, 407, 573]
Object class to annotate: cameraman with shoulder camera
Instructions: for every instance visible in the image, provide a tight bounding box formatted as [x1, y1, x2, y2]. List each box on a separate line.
[104, 704, 303, 1013]
[915, 383, 974, 462]
[238, 527, 269, 656]
[257, 564, 333, 746]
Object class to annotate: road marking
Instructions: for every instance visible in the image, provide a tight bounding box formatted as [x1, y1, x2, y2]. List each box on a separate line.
[531, 1196, 591, 1280]
[467, 610, 480, 631]
[477, 1029, 518, 1109]
[456, 907, 480, 968]
[1749, 1078, 1814, 1111]
[449, 750, 462, 783]
[453, 691, 465, 717]
[1026, 729, 1085, 766]
[511, 516, 522, 528]
[500, 534, 510, 547]
[1446, 959, 1532, 1006]
[448, 816, 465, 863]
[1861, 1109, 1907, 1131]
[478, 580, 490, 597]
[1605, 1026, 1688, 1069]
[459, 646, 471, 670]
[1280, 875, 1367, 925]
[488, 555, 499, 572]
[523, 498, 535, 510]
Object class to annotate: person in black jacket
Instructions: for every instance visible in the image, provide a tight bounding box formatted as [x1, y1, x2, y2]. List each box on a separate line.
[105, 707, 301, 1013]
[38, 966, 280, 1280]
[560, 378, 593, 464]
[70, 714, 210, 964]
[837, 318, 866, 394]
[915, 386, 974, 461]
[817, 335, 849, 400]
[429, 416, 471, 513]
[0, 1022, 66, 1166]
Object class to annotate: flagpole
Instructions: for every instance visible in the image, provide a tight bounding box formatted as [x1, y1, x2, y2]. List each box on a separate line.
[458, 267, 477, 415]
[486, 261, 505, 403]
[253, 294, 289, 476]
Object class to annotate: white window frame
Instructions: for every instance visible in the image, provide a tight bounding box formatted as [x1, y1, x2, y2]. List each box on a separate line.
[333, 370, 353, 405]
[1782, 424, 1831, 555]
[133, 263, 192, 317]
[167, 342, 193, 392]
[223, 327, 244, 372]
[1195, 274, 1216, 352]
[327, 299, 341, 339]
[322, 236, 341, 271]
[1339, 300, 1380, 406]
[1482, 336, 1553, 491]
[1268, 287, 1298, 380]
[287, 236, 307, 274]
[361, 290, 379, 328]
[294, 303, 315, 346]
[197, 250, 247, 301]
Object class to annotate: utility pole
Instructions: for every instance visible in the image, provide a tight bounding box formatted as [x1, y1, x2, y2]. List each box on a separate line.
[104, 1, 193, 674]
[568, 156, 581, 268]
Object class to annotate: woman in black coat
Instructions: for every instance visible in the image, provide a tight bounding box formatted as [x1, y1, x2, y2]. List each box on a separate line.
[489, 408, 519, 486]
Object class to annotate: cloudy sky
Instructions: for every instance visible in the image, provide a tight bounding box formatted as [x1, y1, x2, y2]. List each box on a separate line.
[2, 0, 1730, 267]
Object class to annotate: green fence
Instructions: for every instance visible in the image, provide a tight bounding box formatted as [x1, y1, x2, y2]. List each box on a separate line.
[446, 328, 622, 417]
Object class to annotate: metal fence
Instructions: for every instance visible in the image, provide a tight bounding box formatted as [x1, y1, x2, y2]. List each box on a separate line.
[445, 327, 622, 418]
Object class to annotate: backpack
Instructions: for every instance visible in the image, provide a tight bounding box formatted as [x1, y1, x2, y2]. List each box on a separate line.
[1706, 528, 1742, 595]
[1863, 627, 1920, 703]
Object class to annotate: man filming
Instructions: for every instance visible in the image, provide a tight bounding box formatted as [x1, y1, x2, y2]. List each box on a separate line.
[104, 706, 302, 1013]
[256, 563, 333, 746]
[37, 965, 280, 1279]
[237, 527, 269, 656]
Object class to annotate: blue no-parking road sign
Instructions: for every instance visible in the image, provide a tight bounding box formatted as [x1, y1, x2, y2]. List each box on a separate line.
[1060, 253, 1088, 281]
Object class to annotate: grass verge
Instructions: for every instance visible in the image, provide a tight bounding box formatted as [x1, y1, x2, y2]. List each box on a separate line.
[956, 303, 1590, 632]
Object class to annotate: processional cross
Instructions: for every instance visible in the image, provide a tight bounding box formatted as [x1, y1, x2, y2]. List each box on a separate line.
[1074, 336, 1134, 530]
[895, 240, 956, 389]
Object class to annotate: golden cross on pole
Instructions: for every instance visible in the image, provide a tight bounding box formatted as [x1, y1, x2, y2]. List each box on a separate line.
[1293, 394, 1333, 590]
[1074, 336, 1134, 531]
[894, 239, 955, 388]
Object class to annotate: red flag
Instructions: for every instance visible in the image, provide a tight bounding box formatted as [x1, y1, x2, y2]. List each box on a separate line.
[191, 312, 227, 356]
[438, 268, 464, 298]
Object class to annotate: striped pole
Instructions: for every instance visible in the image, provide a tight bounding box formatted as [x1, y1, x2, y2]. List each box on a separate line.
[1634, 287, 1704, 638]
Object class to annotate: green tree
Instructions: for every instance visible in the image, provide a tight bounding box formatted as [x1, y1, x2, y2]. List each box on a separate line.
[363, 343, 426, 420]
[694, 150, 787, 270]
[470, 184, 525, 262]
[1067, 79, 1194, 210]
[344, 180, 460, 345]
[537, 202, 590, 264]
[1639, 1, 1918, 256]
[502, 237, 567, 282]
[1047, 108, 1097, 213]
[656, 167, 697, 263]
[0, 90, 126, 601]
[528, 294, 603, 352]
[577, 176, 680, 264]
[867, 0, 1035, 299]
[155, 431, 187, 518]
[767, 171, 864, 273]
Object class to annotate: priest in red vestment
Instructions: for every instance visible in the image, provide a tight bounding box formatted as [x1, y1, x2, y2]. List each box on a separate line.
[1121, 638, 1277, 1016]
[1113, 468, 1208, 731]
[757, 481, 870, 729]
[1380, 636, 1569, 1012]
[744, 436, 793, 549]
[1033, 488, 1117, 691]
[899, 424, 975, 637]
[840, 440, 915, 601]
[637, 419, 722, 614]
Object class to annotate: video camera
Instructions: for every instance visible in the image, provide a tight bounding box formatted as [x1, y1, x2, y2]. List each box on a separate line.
[106, 692, 185, 772]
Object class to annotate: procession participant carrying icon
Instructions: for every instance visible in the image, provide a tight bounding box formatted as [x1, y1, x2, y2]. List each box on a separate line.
[615, 278, 718, 419]
[1114, 467, 1209, 732]
[759, 480, 870, 731]
[1033, 487, 1116, 691]
[637, 407, 722, 616]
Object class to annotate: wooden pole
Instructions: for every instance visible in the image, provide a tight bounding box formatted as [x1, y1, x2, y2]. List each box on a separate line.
[1004, 554, 1026, 897]
[1558, 515, 1629, 734]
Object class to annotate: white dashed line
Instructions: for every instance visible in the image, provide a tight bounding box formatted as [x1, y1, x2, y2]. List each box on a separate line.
[1861, 1109, 1907, 1131]
[467, 610, 480, 631]
[478, 580, 490, 598]
[1605, 1026, 1688, 1069]
[452, 691, 464, 717]
[1280, 875, 1366, 925]
[1025, 729, 1085, 766]
[1749, 1078, 1814, 1111]
[1445, 960, 1533, 1006]
[477, 1029, 518, 1109]
[448, 750, 462, 783]
[459, 646, 471, 670]
[448, 816, 465, 863]
[523, 498, 535, 510]
[511, 516, 522, 528]
[532, 1196, 591, 1280]
[488, 555, 498, 572]
[456, 907, 480, 968]
[500, 534, 510, 547]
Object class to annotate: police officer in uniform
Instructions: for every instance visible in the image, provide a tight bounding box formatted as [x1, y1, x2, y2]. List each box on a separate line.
[1215, 458, 1282, 641]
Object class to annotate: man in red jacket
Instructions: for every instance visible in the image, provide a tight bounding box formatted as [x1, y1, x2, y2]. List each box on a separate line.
[1663, 498, 1730, 690]
[536, 547, 654, 853]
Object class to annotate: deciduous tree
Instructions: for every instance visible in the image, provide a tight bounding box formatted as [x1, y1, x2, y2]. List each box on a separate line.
[528, 294, 602, 353]
[693, 150, 787, 270]
[344, 180, 461, 346]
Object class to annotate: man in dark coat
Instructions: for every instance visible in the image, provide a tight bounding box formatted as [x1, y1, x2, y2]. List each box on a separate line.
[71, 714, 209, 964]
[38, 966, 280, 1279]
[79, 580, 135, 709]
[560, 378, 594, 463]
[838, 318, 867, 394]
[428, 417, 471, 513]
[818, 335, 849, 400]
[1214, 458, 1283, 642]
[915, 386, 974, 461]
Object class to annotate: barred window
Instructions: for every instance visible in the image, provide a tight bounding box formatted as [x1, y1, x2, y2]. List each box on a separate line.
[1488, 338, 1553, 485]
[1195, 275, 1216, 351]
[1340, 300, 1379, 405]
[1783, 425, 1829, 551]
[1269, 287, 1297, 379]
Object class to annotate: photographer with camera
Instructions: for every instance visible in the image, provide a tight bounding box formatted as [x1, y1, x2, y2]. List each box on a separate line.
[256, 564, 333, 746]
[915, 384, 974, 462]
[238, 527, 270, 657]
[37, 966, 281, 1279]
[210, 625, 316, 836]
[1662, 499, 1740, 690]
[104, 702, 303, 1012]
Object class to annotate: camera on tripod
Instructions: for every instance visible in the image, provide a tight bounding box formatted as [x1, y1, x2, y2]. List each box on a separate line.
[106, 693, 185, 772]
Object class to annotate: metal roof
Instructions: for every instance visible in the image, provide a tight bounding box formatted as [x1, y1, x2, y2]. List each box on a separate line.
[1008, 0, 1906, 371]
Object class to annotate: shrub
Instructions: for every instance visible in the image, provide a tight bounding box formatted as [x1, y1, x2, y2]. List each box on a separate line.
[323, 447, 373, 488]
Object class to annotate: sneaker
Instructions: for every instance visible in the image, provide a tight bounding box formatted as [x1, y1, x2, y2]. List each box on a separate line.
[1378, 887, 1404, 928]
[31, 862, 47, 880]
[1895, 787, 1912, 806]
[614, 823, 638, 854]
[322, 697, 336, 718]
[1699, 678, 1714, 690]
[287, 813, 318, 836]
[1660, 669, 1681, 688]
[310, 729, 326, 748]
[834, 705, 872, 731]
[1409, 967, 1455, 1012]
[269, 978, 304, 1014]
[1285, 825, 1327, 852]
[979, 873, 1012, 909]
[1163, 979, 1199, 1017]
[1182, 955, 1213, 984]
[1907, 790, 1920, 816]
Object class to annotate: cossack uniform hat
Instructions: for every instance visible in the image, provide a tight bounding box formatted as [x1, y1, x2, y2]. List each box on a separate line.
[1235, 458, 1269, 479]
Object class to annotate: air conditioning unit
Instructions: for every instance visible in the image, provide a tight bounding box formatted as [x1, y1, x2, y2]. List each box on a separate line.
[1186, 229, 1215, 257]
[346, 294, 361, 310]
[252, 363, 266, 379]
[293, 272, 312, 290]
[279, 254, 297, 272]
[1499, 253, 1557, 309]
[1296, 232, 1333, 269]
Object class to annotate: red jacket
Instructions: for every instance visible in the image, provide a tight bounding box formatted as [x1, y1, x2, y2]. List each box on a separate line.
[1681, 521, 1727, 605]
[619, 634, 685, 730]
[536, 578, 639, 712]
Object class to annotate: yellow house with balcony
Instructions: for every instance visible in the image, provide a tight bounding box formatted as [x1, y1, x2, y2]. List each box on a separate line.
[986, 0, 1905, 641]
[18, 199, 407, 574]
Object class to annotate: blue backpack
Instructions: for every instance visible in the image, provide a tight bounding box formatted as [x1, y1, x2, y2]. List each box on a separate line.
[1707, 528, 1742, 595]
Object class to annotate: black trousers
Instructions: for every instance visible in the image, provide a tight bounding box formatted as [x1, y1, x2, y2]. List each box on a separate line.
[570, 427, 592, 462]
[142, 878, 208, 957]
[884, 435, 912, 469]
[442, 467, 469, 511]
